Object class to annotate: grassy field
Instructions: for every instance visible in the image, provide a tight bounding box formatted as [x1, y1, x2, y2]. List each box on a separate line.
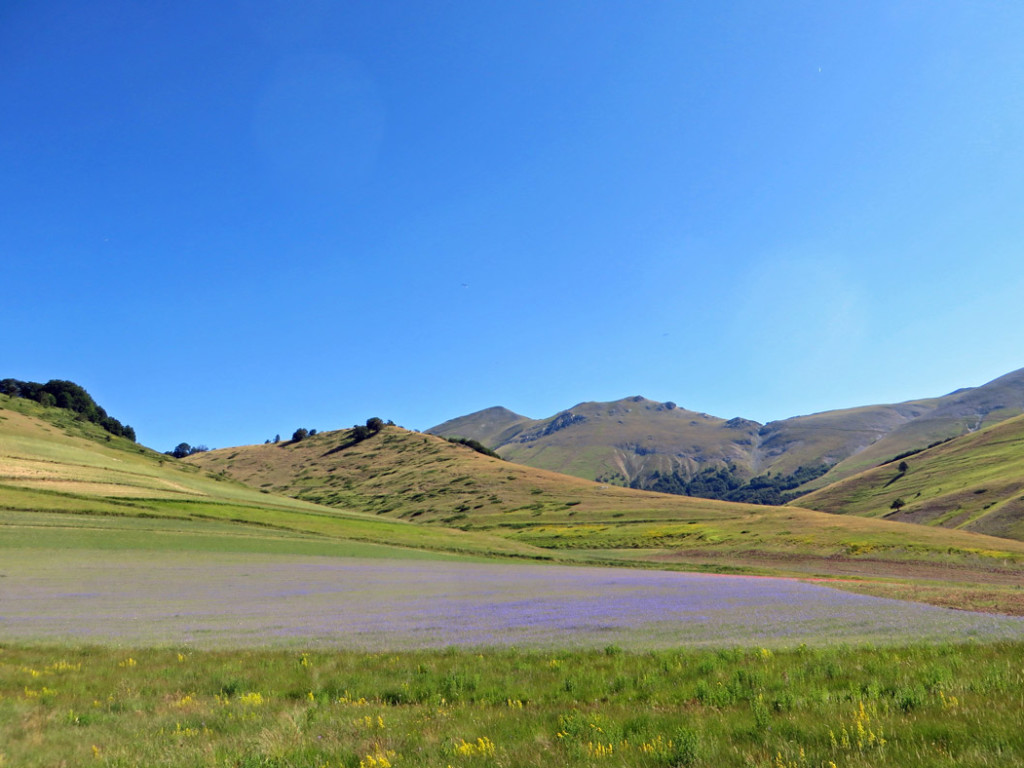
[3, 642, 1023, 767]
[9, 392, 1024, 615]
[186, 425, 1024, 615]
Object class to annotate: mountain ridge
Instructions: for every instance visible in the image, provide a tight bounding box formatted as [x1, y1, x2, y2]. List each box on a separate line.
[426, 368, 1024, 495]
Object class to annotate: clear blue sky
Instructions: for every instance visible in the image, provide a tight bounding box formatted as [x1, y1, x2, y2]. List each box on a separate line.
[4, 1, 1024, 451]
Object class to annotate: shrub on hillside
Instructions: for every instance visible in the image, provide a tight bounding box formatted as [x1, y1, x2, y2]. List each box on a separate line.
[446, 436, 502, 459]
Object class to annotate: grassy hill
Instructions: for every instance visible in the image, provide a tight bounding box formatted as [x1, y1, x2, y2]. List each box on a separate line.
[186, 424, 1024, 615]
[0, 394, 543, 561]
[793, 413, 1024, 541]
[428, 397, 755, 483]
[803, 368, 1024, 487]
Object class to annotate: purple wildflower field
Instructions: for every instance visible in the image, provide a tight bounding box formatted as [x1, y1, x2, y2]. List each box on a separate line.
[3, 550, 1022, 649]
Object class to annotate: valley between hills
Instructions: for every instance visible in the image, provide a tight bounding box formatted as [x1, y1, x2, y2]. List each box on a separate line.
[4, 376, 1024, 767]
[4, 369, 1024, 616]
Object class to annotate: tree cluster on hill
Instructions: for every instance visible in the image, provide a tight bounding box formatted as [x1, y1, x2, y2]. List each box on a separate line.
[635, 463, 830, 505]
[0, 378, 136, 441]
[320, 418, 395, 457]
[350, 417, 386, 443]
[166, 443, 210, 458]
[446, 436, 503, 459]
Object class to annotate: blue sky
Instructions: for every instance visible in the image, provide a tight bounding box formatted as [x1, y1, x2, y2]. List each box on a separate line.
[4, 1, 1024, 451]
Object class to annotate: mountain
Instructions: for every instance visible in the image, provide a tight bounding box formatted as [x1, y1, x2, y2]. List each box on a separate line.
[426, 368, 1024, 497]
[431, 396, 762, 484]
[792, 413, 1024, 541]
[428, 406, 534, 448]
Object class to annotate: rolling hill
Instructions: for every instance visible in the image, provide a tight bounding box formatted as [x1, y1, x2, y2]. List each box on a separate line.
[0, 393, 542, 561]
[427, 367, 1024, 495]
[793, 412, 1024, 541]
[185, 423, 1024, 615]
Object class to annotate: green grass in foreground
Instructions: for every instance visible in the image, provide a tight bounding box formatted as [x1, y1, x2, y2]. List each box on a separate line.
[2, 643, 1022, 767]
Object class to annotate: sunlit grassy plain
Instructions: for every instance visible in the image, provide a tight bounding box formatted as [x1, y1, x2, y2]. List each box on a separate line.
[4, 395, 1024, 766]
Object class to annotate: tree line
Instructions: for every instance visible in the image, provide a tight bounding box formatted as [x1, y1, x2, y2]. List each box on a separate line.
[0, 378, 136, 441]
[635, 463, 830, 505]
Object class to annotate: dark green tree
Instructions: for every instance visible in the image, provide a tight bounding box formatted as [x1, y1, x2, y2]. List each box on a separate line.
[0, 377, 134, 440]
[0, 378, 24, 396]
[292, 428, 309, 442]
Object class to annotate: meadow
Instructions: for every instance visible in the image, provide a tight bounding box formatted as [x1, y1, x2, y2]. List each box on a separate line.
[2, 642, 1023, 767]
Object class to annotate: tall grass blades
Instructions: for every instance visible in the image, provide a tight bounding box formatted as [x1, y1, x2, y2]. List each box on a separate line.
[2, 642, 1023, 767]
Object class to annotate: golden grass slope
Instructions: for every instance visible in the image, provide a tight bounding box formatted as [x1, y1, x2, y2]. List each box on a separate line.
[187, 424, 1024, 614]
[0, 395, 544, 560]
[793, 413, 1024, 542]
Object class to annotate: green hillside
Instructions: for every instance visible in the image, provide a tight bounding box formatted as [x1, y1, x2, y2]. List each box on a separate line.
[0, 394, 542, 561]
[804, 369, 1024, 488]
[428, 395, 958, 492]
[186, 423, 1024, 615]
[793, 413, 1024, 541]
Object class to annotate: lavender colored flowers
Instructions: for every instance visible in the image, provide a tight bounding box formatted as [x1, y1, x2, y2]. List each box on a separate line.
[2, 551, 1021, 649]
